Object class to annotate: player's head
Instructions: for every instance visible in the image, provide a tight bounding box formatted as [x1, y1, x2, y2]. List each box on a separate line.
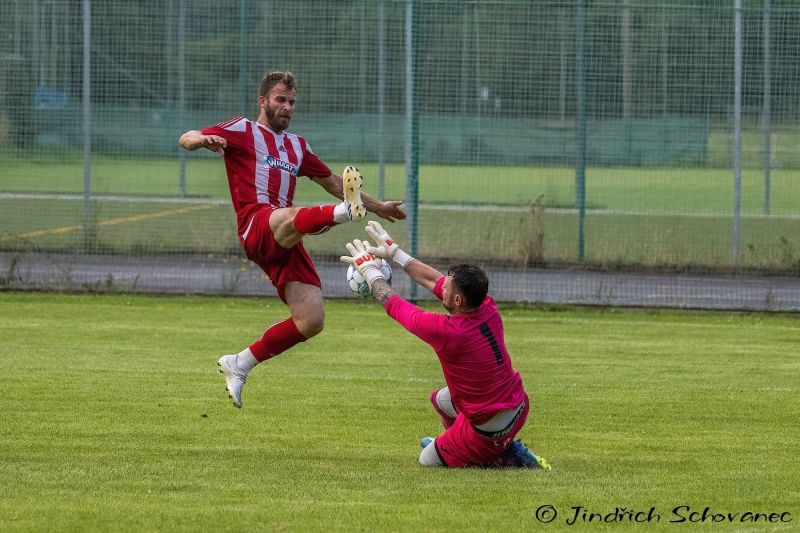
[442, 264, 489, 313]
[258, 71, 297, 132]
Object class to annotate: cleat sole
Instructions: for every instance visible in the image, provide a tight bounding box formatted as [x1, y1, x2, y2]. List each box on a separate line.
[343, 166, 366, 220]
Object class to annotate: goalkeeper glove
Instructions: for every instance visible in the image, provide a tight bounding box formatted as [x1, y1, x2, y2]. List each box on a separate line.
[339, 239, 386, 289]
[364, 220, 413, 268]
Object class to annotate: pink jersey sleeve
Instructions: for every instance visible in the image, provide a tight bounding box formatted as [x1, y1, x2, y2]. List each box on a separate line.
[297, 137, 332, 178]
[384, 295, 449, 351]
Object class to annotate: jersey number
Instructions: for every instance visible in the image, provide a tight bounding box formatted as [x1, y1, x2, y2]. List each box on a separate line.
[478, 321, 504, 366]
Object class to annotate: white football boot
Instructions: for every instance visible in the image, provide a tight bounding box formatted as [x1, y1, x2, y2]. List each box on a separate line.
[217, 354, 247, 408]
[342, 165, 366, 221]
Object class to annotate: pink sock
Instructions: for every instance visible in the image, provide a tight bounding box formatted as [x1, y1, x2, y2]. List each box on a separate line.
[292, 205, 336, 234]
[249, 318, 307, 361]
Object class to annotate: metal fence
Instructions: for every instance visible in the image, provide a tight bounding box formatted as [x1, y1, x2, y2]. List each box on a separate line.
[1, 0, 799, 310]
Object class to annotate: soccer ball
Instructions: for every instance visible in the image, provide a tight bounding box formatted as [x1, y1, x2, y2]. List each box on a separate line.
[346, 259, 392, 299]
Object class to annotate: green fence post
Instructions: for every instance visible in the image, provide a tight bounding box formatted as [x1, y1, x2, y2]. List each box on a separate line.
[238, 0, 247, 116]
[405, 0, 419, 300]
[762, 0, 772, 216]
[378, 0, 386, 201]
[82, 0, 92, 248]
[732, 0, 743, 264]
[576, 0, 587, 262]
[178, 0, 187, 198]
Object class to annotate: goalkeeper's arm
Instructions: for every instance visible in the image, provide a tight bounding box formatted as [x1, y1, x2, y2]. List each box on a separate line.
[365, 221, 442, 293]
[400, 258, 442, 293]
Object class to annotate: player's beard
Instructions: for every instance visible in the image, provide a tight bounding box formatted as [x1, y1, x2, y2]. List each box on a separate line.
[266, 106, 291, 132]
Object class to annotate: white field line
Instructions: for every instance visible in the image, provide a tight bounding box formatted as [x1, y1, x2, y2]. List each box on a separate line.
[1, 192, 799, 219]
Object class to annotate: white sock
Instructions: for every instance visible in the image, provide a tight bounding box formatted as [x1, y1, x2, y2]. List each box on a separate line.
[419, 439, 445, 467]
[332, 202, 350, 224]
[236, 348, 259, 373]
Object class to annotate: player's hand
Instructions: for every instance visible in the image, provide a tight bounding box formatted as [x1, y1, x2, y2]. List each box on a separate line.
[340, 239, 384, 278]
[364, 220, 414, 268]
[365, 221, 399, 260]
[198, 135, 227, 156]
[372, 200, 406, 223]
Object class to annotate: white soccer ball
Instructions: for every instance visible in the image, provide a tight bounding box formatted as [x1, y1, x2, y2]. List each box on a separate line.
[346, 259, 392, 299]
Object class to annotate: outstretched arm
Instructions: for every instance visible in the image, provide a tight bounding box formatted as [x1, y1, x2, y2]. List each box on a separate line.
[341, 241, 446, 349]
[312, 173, 406, 223]
[179, 130, 227, 155]
[400, 259, 443, 294]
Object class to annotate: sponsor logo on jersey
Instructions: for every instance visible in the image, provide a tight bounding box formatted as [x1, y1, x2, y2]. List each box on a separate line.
[264, 156, 298, 175]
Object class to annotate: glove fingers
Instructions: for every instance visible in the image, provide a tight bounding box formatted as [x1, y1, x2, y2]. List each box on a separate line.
[369, 220, 385, 234]
[340, 255, 355, 265]
[345, 242, 358, 256]
[365, 225, 381, 245]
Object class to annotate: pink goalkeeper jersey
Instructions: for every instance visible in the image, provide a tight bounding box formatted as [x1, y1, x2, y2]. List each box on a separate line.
[201, 117, 332, 233]
[384, 277, 526, 425]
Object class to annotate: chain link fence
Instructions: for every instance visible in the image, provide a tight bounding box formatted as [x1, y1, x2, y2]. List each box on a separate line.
[1, 0, 799, 309]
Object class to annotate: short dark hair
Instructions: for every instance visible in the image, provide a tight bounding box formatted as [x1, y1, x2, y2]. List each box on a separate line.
[259, 71, 296, 97]
[447, 264, 489, 309]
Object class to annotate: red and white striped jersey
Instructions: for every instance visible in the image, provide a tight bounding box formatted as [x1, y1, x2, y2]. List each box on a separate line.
[201, 116, 332, 233]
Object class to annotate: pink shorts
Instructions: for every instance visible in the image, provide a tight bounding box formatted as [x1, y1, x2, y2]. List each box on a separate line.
[239, 206, 321, 303]
[433, 394, 530, 468]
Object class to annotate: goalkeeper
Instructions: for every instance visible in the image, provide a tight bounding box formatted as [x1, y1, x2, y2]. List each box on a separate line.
[341, 223, 550, 469]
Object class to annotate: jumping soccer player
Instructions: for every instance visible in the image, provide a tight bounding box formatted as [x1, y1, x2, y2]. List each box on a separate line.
[179, 71, 405, 408]
[340, 223, 550, 469]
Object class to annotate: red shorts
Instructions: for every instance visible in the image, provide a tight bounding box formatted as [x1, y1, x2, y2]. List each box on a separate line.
[239, 206, 321, 303]
[433, 394, 530, 468]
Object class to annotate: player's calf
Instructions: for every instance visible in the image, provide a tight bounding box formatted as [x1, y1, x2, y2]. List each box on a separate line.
[291, 205, 336, 236]
[290, 165, 366, 236]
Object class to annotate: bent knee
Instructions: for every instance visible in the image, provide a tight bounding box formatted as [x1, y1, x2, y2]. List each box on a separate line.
[294, 313, 324, 338]
[271, 208, 303, 248]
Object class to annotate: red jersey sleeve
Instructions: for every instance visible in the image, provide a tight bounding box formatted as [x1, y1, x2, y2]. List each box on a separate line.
[297, 137, 332, 178]
[200, 116, 248, 153]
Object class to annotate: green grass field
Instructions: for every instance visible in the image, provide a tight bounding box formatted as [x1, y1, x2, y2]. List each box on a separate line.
[1, 292, 798, 531]
[2, 151, 800, 271]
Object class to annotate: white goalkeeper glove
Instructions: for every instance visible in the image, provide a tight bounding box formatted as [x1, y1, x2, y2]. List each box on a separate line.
[339, 239, 386, 289]
[364, 220, 413, 269]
